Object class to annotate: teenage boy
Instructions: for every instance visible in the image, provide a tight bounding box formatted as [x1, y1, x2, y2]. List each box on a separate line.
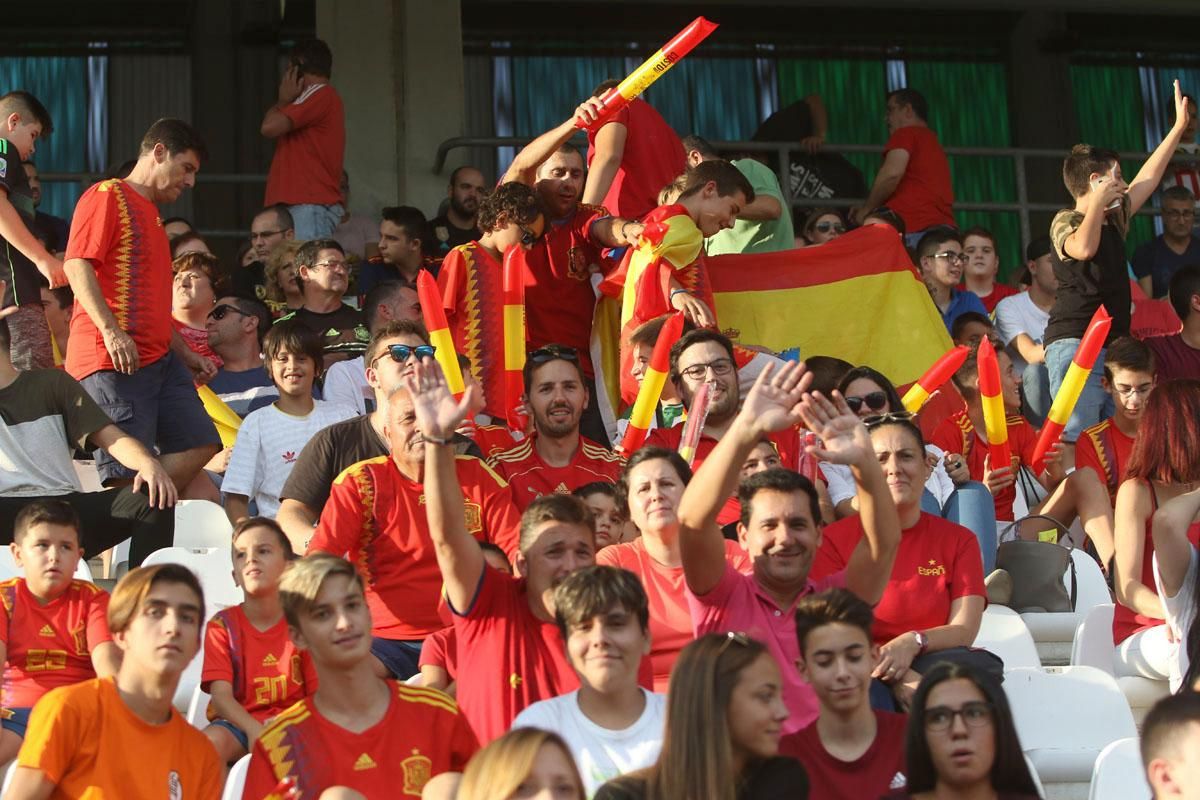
[1075, 338, 1154, 505]
[0, 501, 119, 766]
[961, 227, 1017, 312]
[357, 205, 433, 297]
[1142, 692, 1200, 799]
[513, 565, 665, 797]
[7, 564, 221, 798]
[1146, 263, 1200, 381]
[244, 553, 478, 798]
[222, 320, 356, 523]
[780, 588, 907, 800]
[1044, 81, 1189, 452]
[917, 228, 987, 332]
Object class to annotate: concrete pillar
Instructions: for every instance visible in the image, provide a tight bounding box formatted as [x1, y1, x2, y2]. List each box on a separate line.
[316, 0, 465, 217]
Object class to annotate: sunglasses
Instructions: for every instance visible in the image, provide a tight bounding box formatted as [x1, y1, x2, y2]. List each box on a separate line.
[815, 221, 845, 234]
[845, 391, 889, 414]
[375, 344, 436, 365]
[863, 410, 916, 428]
[519, 224, 539, 247]
[208, 304, 250, 321]
[529, 345, 579, 364]
[718, 631, 753, 655]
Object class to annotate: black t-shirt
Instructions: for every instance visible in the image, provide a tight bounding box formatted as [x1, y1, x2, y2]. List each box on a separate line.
[0, 137, 41, 307]
[753, 101, 816, 144]
[232, 260, 269, 305]
[430, 214, 478, 254]
[34, 210, 70, 254]
[278, 414, 387, 511]
[1044, 200, 1132, 347]
[275, 303, 369, 356]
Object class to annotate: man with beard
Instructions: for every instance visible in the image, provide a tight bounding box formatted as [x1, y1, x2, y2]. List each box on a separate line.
[430, 166, 485, 254]
[21, 162, 69, 256]
[488, 344, 623, 511]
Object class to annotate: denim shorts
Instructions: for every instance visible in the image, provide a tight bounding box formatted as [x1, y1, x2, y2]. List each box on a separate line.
[1, 706, 31, 738]
[208, 718, 250, 752]
[370, 637, 424, 680]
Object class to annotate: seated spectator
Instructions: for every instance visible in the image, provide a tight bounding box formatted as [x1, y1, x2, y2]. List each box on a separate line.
[513, 566, 665, 796]
[1133, 185, 1200, 299]
[243, 553, 478, 798]
[949, 311, 993, 348]
[162, 216, 193, 241]
[455, 728, 585, 800]
[573, 481, 628, 549]
[6, 565, 221, 797]
[678, 362, 901, 733]
[884, 662, 1040, 799]
[994, 236, 1057, 425]
[1145, 263, 1200, 381]
[206, 295, 278, 419]
[0, 500, 119, 767]
[222, 322, 355, 523]
[860, 206, 906, 239]
[597, 447, 750, 692]
[814, 415, 988, 708]
[594, 633, 807, 800]
[332, 170, 380, 261]
[170, 251, 223, 368]
[239, 204, 296, 304]
[357, 206, 432, 298]
[322, 279, 422, 415]
[683, 135, 793, 255]
[781, 588, 907, 800]
[263, 238, 304, 318]
[170, 231, 211, 258]
[430, 166, 485, 253]
[620, 314, 692, 438]
[960, 227, 1017, 313]
[201, 517, 316, 765]
[276, 239, 368, 367]
[801, 208, 846, 247]
[916, 229, 987, 333]
[1141, 693, 1200, 797]
[803, 355, 853, 398]
[40, 285, 72, 366]
[1149, 477, 1200, 693]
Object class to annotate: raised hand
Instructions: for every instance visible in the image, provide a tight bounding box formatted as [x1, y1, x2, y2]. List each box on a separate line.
[403, 357, 478, 442]
[797, 390, 872, 467]
[1173, 79, 1189, 133]
[739, 360, 812, 434]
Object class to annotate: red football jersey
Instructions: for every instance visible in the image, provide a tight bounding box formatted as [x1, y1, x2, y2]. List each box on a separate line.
[470, 424, 521, 460]
[881, 126, 954, 232]
[779, 710, 908, 800]
[417, 626, 457, 680]
[201, 606, 318, 723]
[487, 434, 624, 511]
[586, 99, 686, 221]
[309, 454, 521, 639]
[1075, 418, 1135, 505]
[264, 83, 345, 207]
[243, 681, 478, 800]
[928, 410, 1040, 521]
[0, 578, 111, 708]
[438, 242, 506, 420]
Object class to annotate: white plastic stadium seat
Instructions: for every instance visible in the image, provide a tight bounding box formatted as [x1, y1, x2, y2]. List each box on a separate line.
[0, 547, 94, 583]
[1088, 737, 1150, 800]
[186, 685, 212, 728]
[1021, 549, 1112, 665]
[140, 546, 240, 615]
[222, 754, 252, 800]
[973, 605, 1041, 670]
[1005, 666, 1137, 798]
[173, 500, 234, 550]
[1071, 604, 1169, 725]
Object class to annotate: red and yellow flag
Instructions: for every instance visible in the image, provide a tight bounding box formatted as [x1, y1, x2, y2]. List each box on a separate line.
[502, 248, 528, 431]
[976, 336, 1011, 470]
[417, 270, 465, 397]
[618, 312, 684, 454]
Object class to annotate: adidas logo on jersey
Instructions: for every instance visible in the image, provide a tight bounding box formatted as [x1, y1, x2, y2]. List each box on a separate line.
[890, 771, 908, 790]
[353, 753, 377, 771]
[38, 625, 54, 637]
[262, 653, 278, 667]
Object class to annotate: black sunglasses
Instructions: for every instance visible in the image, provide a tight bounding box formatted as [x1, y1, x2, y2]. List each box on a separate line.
[376, 344, 436, 365]
[863, 410, 916, 428]
[519, 224, 539, 247]
[208, 304, 250, 321]
[529, 345, 579, 364]
[845, 391, 889, 414]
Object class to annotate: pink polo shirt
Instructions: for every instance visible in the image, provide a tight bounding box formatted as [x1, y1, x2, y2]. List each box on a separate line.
[687, 562, 845, 734]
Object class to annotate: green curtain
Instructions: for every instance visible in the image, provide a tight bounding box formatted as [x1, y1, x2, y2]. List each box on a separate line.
[511, 56, 624, 138]
[1070, 64, 1154, 257]
[906, 60, 1021, 281]
[641, 57, 760, 140]
[776, 58, 884, 178]
[0, 57, 87, 219]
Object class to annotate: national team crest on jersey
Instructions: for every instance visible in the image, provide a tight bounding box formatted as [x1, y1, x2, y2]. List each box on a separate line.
[401, 751, 432, 796]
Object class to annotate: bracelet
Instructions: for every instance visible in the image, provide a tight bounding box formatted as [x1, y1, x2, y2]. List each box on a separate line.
[423, 433, 454, 446]
[621, 221, 634, 239]
[670, 288, 691, 301]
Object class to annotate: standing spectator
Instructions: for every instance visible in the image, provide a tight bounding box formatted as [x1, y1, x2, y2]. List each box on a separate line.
[62, 118, 220, 491]
[275, 239, 368, 367]
[430, 166, 485, 253]
[1146, 264, 1200, 380]
[683, 135, 794, 255]
[852, 89, 954, 246]
[1159, 94, 1200, 203]
[961, 227, 1017, 312]
[261, 39, 345, 240]
[917, 229, 987, 332]
[170, 251, 223, 368]
[1133, 186, 1200, 299]
[802, 208, 846, 247]
[21, 162, 69, 256]
[206, 295, 278, 418]
[583, 81, 686, 221]
[994, 236, 1057, 425]
[331, 170, 380, 261]
[237, 204, 295, 304]
[0, 92, 65, 370]
[357, 205, 432, 298]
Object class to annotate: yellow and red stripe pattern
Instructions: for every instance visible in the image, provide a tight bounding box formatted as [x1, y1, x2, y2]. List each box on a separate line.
[417, 270, 465, 397]
[502, 247, 528, 431]
[618, 312, 684, 455]
[976, 336, 1011, 471]
[902, 345, 969, 413]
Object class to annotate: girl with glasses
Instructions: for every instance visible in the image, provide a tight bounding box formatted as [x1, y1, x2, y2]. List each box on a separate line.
[802, 208, 846, 246]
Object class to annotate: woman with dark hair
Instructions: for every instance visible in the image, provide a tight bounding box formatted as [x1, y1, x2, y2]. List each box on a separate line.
[888, 662, 1040, 799]
[595, 633, 808, 800]
[802, 208, 846, 246]
[1113, 381, 1200, 687]
[597, 447, 750, 692]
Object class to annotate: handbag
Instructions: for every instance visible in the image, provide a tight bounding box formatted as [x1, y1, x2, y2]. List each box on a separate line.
[995, 513, 1078, 613]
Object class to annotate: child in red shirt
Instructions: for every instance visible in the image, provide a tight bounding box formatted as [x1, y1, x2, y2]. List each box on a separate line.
[202, 517, 317, 765]
[0, 500, 118, 766]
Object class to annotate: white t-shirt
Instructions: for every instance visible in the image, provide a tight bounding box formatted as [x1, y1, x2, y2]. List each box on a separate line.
[511, 689, 666, 797]
[222, 400, 356, 518]
[993, 291, 1050, 374]
[1154, 545, 1197, 692]
[321, 356, 371, 416]
[821, 444, 954, 509]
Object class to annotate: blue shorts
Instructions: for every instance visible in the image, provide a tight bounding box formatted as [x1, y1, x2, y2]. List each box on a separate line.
[1, 707, 31, 738]
[208, 719, 249, 752]
[370, 637, 423, 680]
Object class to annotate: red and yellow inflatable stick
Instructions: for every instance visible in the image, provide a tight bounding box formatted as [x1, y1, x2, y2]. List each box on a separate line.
[976, 337, 1011, 472]
[902, 345, 969, 413]
[416, 270, 465, 398]
[618, 312, 685, 455]
[1032, 306, 1113, 470]
[575, 17, 719, 131]
[502, 248, 528, 431]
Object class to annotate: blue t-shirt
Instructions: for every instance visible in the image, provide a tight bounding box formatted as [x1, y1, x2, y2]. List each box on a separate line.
[208, 367, 279, 418]
[941, 289, 988, 332]
[1131, 235, 1200, 299]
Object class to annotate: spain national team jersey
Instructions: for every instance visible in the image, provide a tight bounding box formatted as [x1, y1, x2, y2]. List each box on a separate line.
[1075, 418, 1135, 505]
[438, 242, 506, 420]
[309, 454, 521, 640]
[487, 434, 624, 511]
[201, 606, 318, 723]
[470, 424, 521, 460]
[0, 578, 111, 708]
[243, 681, 478, 800]
[929, 410, 1040, 521]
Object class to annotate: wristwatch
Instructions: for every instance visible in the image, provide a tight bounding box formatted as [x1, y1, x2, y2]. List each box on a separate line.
[913, 631, 929, 655]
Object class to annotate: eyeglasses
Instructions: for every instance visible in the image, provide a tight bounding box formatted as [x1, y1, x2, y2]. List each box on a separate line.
[1113, 384, 1154, 398]
[679, 358, 735, 381]
[249, 229, 286, 242]
[1164, 209, 1195, 219]
[519, 224, 539, 247]
[814, 222, 846, 234]
[208, 304, 251, 321]
[845, 391, 889, 414]
[863, 410, 916, 428]
[373, 344, 436, 366]
[312, 259, 349, 272]
[924, 701, 993, 732]
[718, 631, 753, 655]
[529, 345, 580, 364]
[931, 251, 969, 265]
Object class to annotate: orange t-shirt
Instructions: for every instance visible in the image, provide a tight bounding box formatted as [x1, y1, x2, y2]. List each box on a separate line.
[243, 681, 478, 800]
[488, 435, 624, 511]
[0, 579, 111, 708]
[17, 676, 221, 799]
[597, 538, 751, 692]
[201, 606, 318, 723]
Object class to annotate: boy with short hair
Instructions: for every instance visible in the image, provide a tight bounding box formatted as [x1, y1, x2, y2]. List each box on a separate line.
[202, 517, 317, 765]
[243, 553, 478, 799]
[573, 482, 627, 549]
[223, 319, 355, 523]
[0, 500, 118, 766]
[1142, 692, 1200, 799]
[780, 588, 907, 800]
[1076, 337, 1154, 505]
[512, 565, 665, 797]
[7, 563, 221, 798]
[917, 228, 987, 332]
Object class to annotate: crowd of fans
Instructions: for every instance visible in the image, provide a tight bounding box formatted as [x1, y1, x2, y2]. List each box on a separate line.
[1, 33, 1200, 800]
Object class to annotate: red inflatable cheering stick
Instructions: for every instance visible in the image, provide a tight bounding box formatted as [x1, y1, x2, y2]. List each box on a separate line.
[901, 345, 969, 413]
[502, 248, 528, 432]
[976, 337, 1011, 474]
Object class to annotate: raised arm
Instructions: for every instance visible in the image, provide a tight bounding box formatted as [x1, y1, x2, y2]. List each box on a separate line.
[581, 121, 627, 207]
[502, 98, 604, 186]
[1151, 485, 1200, 598]
[1128, 79, 1189, 214]
[410, 358, 486, 614]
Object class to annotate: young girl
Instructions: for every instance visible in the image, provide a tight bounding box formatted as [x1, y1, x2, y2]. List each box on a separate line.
[456, 728, 586, 800]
